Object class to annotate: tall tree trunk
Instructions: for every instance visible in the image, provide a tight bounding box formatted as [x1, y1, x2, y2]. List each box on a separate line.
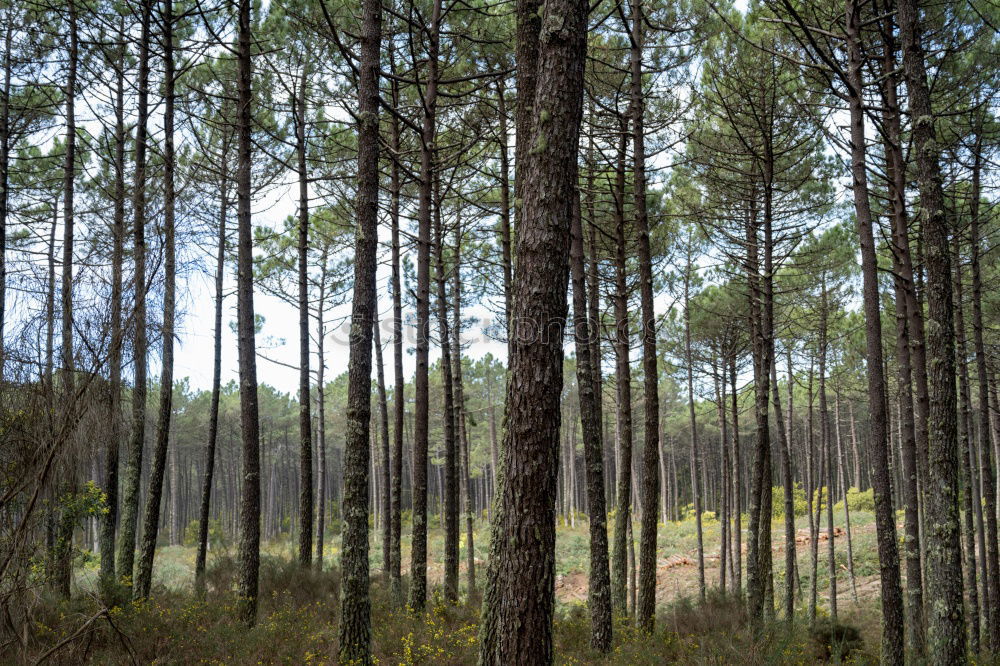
[844, 1, 904, 659]
[375, 318, 390, 576]
[569, 160, 612, 651]
[117, 0, 152, 583]
[295, 68, 313, 569]
[195, 168, 228, 596]
[434, 184, 459, 603]
[771, 353, 796, 621]
[477, 0, 586, 657]
[136, 0, 177, 597]
[314, 262, 329, 568]
[630, 0, 660, 632]
[968, 124, 1000, 651]
[0, 20, 11, 375]
[953, 234, 980, 653]
[99, 32, 127, 590]
[452, 222, 476, 596]
[818, 280, 836, 621]
[683, 241, 705, 602]
[54, 0, 79, 600]
[409, 0, 440, 611]
[235, 0, 262, 626]
[878, 20, 926, 650]
[337, 0, 380, 656]
[730, 357, 742, 594]
[388, 57, 404, 603]
[897, 0, 966, 659]
[610, 128, 632, 615]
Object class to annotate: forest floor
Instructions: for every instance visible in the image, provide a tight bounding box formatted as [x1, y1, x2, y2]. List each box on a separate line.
[14, 509, 974, 665]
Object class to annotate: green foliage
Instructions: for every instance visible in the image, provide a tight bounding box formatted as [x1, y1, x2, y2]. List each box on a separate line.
[183, 519, 227, 549]
[834, 487, 876, 513]
[771, 483, 809, 518]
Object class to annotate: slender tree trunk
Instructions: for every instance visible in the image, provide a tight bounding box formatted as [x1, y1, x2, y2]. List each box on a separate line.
[434, 177, 459, 603]
[54, 0, 79, 600]
[389, 63, 404, 604]
[834, 398, 858, 604]
[235, 0, 262, 626]
[730, 357, 742, 594]
[770, 354, 795, 621]
[117, 0, 152, 583]
[953, 234, 980, 653]
[409, 0, 440, 611]
[295, 68, 313, 569]
[135, 0, 177, 597]
[610, 127, 632, 615]
[315, 268, 329, 568]
[844, 2, 904, 659]
[683, 242, 705, 602]
[375, 318, 390, 577]
[968, 126, 1000, 651]
[630, 0, 660, 631]
[0, 20, 10, 376]
[99, 35, 127, 591]
[569, 162, 612, 651]
[452, 222, 476, 596]
[195, 169, 228, 596]
[818, 281, 836, 622]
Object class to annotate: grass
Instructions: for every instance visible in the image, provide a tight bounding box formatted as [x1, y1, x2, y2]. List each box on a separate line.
[9, 510, 995, 664]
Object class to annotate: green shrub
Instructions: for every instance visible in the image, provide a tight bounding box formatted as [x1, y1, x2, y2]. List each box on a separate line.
[771, 483, 808, 518]
[834, 487, 875, 512]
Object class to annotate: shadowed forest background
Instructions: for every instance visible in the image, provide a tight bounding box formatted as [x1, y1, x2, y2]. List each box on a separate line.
[1, 0, 999, 663]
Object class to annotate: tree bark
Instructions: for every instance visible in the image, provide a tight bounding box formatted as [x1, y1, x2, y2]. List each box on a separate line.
[478, 0, 586, 658]
[117, 0, 152, 584]
[844, 1, 904, 659]
[235, 0, 262, 626]
[338, 0, 380, 656]
[897, 0, 966, 659]
[408, 0, 440, 611]
[195, 167, 228, 596]
[136, 0, 177, 598]
[569, 161, 612, 651]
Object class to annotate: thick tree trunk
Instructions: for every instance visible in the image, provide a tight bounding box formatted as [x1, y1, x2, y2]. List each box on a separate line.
[878, 23, 925, 651]
[897, 0, 966, 659]
[477, 0, 586, 658]
[338, 0, 380, 656]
